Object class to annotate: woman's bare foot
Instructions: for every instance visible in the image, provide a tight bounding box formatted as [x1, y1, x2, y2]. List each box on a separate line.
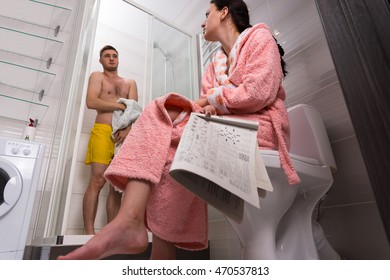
[57, 217, 148, 260]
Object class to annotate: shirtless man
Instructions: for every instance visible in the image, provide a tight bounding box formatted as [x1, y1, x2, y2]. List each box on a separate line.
[83, 45, 138, 234]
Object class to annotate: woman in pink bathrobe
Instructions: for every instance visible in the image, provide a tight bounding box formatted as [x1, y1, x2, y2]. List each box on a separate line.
[59, 0, 299, 260]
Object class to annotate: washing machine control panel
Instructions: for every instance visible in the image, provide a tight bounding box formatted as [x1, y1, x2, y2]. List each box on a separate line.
[5, 140, 40, 158]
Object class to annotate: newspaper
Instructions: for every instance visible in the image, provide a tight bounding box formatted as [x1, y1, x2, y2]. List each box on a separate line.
[169, 113, 273, 221]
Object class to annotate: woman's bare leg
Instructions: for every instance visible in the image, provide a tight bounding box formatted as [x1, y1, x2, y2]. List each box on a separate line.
[58, 179, 151, 260]
[150, 234, 176, 260]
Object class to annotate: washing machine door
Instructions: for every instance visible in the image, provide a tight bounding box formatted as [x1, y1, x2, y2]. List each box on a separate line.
[0, 157, 23, 217]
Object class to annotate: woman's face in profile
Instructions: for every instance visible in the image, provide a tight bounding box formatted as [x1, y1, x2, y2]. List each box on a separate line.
[201, 4, 221, 42]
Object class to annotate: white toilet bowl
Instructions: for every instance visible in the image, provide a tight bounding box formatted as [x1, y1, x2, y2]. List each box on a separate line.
[226, 104, 338, 259]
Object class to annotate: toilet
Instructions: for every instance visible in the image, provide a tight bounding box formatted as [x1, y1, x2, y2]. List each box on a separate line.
[225, 104, 339, 260]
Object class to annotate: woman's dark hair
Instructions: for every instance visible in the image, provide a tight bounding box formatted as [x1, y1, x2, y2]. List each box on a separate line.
[210, 0, 287, 77]
[210, 0, 251, 33]
[274, 37, 288, 77]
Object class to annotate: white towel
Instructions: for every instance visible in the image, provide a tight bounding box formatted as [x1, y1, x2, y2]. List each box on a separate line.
[112, 98, 142, 154]
[110, 98, 142, 193]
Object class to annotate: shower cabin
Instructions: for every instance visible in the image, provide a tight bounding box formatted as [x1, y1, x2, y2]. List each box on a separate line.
[27, 0, 201, 247]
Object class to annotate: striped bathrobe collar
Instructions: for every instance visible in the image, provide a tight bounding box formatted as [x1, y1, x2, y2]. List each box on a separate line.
[212, 27, 251, 87]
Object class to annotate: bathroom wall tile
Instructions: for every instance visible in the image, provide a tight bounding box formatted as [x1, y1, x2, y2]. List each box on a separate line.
[81, 110, 95, 134]
[72, 161, 110, 195]
[90, 48, 104, 72]
[100, 183, 110, 196]
[209, 220, 230, 241]
[227, 224, 241, 259]
[27, 157, 51, 244]
[278, 17, 324, 61]
[287, 81, 355, 142]
[33, 130, 55, 158]
[99, 0, 150, 42]
[66, 193, 84, 230]
[26, 191, 43, 245]
[269, 0, 324, 60]
[71, 162, 90, 194]
[45, 131, 62, 159]
[283, 37, 338, 103]
[92, 42, 106, 61]
[209, 231, 241, 260]
[319, 202, 390, 259]
[321, 137, 376, 207]
[64, 229, 84, 235]
[209, 239, 231, 260]
[107, 29, 147, 59]
[269, 0, 316, 34]
[94, 194, 110, 230]
[248, 0, 272, 29]
[83, 25, 147, 130]
[228, 238, 242, 260]
[36, 156, 49, 191]
[43, 157, 57, 192]
[208, 212, 242, 259]
[119, 67, 145, 105]
[34, 159, 56, 237]
[172, 0, 209, 35]
[32, 190, 52, 238]
[0, 118, 25, 140]
[95, 23, 110, 43]
[208, 205, 225, 222]
[66, 193, 109, 232]
[227, 222, 239, 241]
[208, 219, 242, 259]
[77, 132, 89, 162]
[120, 58, 145, 82]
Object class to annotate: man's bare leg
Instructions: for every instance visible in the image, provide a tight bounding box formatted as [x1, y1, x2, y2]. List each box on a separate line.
[83, 162, 108, 234]
[150, 234, 176, 260]
[106, 185, 122, 223]
[58, 179, 151, 260]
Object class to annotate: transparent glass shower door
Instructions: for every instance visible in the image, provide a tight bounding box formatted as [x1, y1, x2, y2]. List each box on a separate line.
[150, 18, 195, 101]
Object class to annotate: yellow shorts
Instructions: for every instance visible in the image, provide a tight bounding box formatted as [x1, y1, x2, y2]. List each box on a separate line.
[85, 123, 115, 165]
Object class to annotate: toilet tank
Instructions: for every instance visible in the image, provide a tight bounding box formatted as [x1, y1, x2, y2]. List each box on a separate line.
[287, 104, 337, 171]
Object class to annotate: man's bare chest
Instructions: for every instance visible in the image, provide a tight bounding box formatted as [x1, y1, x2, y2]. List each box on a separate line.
[101, 80, 129, 99]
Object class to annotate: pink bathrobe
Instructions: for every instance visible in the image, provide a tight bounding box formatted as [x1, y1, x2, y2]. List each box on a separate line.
[104, 23, 300, 251]
[202, 23, 300, 185]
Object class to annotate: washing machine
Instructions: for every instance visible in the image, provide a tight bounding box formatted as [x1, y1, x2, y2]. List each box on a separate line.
[0, 137, 45, 259]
